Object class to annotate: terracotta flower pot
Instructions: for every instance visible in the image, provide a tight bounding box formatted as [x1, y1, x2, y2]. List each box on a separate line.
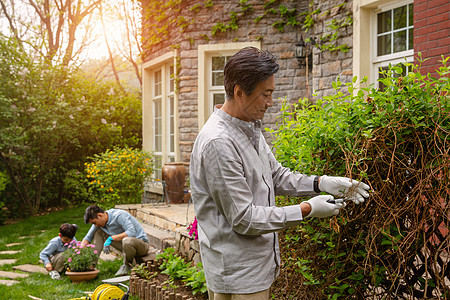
[162, 163, 186, 204]
[66, 269, 99, 283]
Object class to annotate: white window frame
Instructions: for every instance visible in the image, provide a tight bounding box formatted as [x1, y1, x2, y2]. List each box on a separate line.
[142, 50, 179, 180]
[353, 0, 413, 88]
[371, 1, 414, 87]
[167, 65, 175, 163]
[197, 42, 261, 129]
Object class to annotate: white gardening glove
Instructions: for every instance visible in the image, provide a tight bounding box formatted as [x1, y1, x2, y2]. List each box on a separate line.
[305, 195, 346, 218]
[318, 175, 370, 204]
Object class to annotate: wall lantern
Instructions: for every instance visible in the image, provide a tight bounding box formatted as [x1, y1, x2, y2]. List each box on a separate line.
[295, 35, 307, 61]
[295, 35, 316, 67]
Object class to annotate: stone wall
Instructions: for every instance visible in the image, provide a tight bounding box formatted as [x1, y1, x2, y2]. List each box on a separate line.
[141, 0, 353, 163]
[311, 0, 354, 99]
[174, 228, 201, 266]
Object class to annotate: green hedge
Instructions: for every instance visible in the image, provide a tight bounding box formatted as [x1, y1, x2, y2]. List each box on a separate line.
[270, 57, 449, 299]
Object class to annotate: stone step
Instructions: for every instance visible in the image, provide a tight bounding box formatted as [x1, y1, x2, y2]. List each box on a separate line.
[117, 204, 195, 232]
[0, 250, 21, 255]
[0, 259, 17, 266]
[0, 270, 29, 279]
[140, 222, 175, 251]
[0, 279, 19, 286]
[13, 264, 47, 274]
[116, 204, 195, 253]
[6, 243, 23, 247]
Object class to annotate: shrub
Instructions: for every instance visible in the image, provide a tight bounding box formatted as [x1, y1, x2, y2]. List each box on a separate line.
[0, 171, 8, 224]
[62, 169, 99, 205]
[85, 147, 153, 208]
[0, 35, 143, 216]
[270, 57, 449, 299]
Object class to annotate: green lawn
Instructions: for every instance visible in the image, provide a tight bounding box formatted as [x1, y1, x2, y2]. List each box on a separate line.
[0, 205, 139, 300]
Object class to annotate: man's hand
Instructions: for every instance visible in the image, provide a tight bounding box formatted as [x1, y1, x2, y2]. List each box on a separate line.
[103, 236, 114, 254]
[305, 195, 346, 218]
[81, 239, 89, 248]
[45, 263, 53, 272]
[104, 236, 114, 247]
[318, 175, 370, 204]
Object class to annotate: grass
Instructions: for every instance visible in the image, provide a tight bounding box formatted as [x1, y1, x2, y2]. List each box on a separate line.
[0, 205, 139, 300]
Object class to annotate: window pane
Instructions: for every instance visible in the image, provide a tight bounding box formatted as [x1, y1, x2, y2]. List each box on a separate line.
[212, 57, 226, 71]
[154, 156, 162, 180]
[154, 100, 161, 117]
[409, 28, 413, 50]
[409, 4, 413, 26]
[378, 34, 391, 56]
[169, 65, 174, 93]
[154, 100, 162, 152]
[394, 6, 407, 30]
[212, 72, 224, 86]
[378, 66, 389, 91]
[378, 11, 391, 34]
[169, 96, 174, 153]
[213, 93, 225, 107]
[155, 70, 162, 96]
[378, 63, 410, 91]
[393, 30, 407, 52]
[155, 134, 161, 152]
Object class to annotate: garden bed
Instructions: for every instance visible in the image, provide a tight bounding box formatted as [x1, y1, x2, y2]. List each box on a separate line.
[130, 258, 207, 300]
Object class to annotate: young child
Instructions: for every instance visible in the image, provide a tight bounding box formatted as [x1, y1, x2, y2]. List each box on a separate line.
[39, 223, 78, 280]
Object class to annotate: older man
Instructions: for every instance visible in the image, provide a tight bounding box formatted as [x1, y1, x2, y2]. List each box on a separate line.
[189, 47, 370, 299]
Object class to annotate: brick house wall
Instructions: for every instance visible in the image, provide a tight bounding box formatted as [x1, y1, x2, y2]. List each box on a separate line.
[141, 0, 352, 165]
[413, 0, 450, 76]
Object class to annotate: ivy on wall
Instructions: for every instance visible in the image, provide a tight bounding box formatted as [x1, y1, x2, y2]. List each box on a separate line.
[141, 0, 352, 59]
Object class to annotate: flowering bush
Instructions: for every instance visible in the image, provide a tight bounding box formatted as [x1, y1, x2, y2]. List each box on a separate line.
[62, 169, 98, 205]
[187, 217, 198, 240]
[85, 147, 153, 208]
[63, 240, 98, 272]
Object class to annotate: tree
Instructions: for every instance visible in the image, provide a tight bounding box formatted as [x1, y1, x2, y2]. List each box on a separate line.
[0, 35, 142, 216]
[88, 0, 142, 87]
[0, 0, 102, 66]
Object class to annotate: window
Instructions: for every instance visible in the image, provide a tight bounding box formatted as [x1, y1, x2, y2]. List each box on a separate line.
[209, 55, 231, 111]
[377, 4, 413, 56]
[142, 51, 178, 181]
[167, 65, 175, 163]
[352, 0, 413, 89]
[197, 42, 261, 129]
[372, 2, 414, 89]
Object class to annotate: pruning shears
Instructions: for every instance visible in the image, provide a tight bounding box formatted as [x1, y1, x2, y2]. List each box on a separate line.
[326, 198, 347, 204]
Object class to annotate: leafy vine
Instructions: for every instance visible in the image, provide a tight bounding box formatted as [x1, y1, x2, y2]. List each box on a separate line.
[142, 0, 352, 59]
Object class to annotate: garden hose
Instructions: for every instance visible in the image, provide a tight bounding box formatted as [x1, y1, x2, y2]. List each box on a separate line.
[91, 284, 125, 300]
[68, 284, 125, 300]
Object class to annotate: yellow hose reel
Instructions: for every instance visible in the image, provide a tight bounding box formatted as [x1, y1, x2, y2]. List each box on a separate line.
[91, 284, 125, 300]
[68, 283, 127, 300]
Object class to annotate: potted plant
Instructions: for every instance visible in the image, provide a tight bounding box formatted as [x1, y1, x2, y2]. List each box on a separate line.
[63, 240, 99, 283]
